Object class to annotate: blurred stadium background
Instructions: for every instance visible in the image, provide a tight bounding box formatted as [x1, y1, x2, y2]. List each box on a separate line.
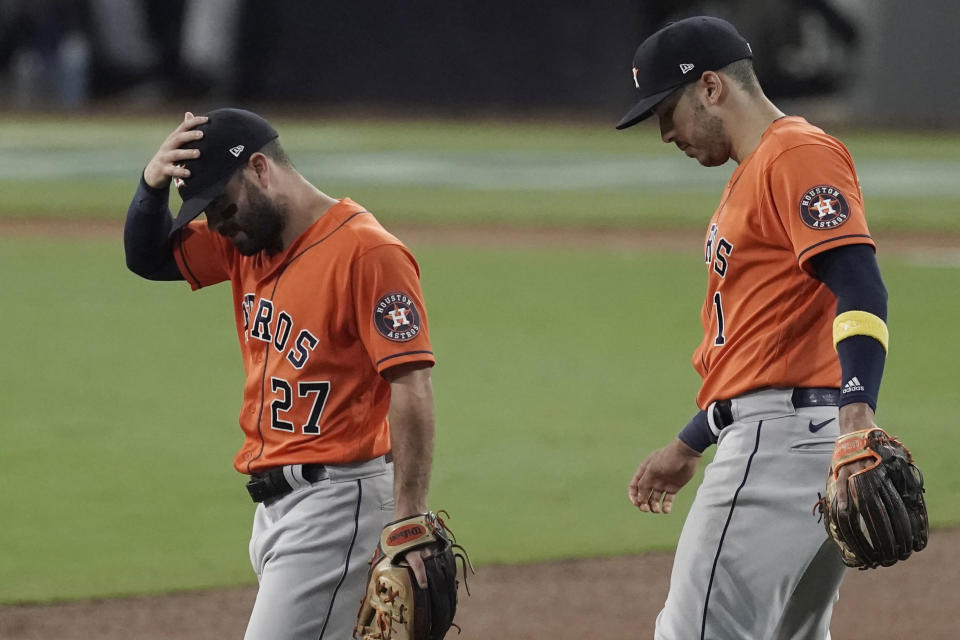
[1, 0, 958, 616]
[1, 0, 958, 125]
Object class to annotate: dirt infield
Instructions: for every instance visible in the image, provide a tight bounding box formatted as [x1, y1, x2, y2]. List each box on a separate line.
[1, 528, 956, 639]
[3, 219, 957, 639]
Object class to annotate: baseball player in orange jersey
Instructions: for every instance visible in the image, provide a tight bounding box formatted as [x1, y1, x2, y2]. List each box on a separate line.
[123, 108, 438, 639]
[618, 17, 893, 639]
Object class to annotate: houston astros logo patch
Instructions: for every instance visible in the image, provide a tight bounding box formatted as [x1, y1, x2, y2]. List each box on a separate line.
[799, 185, 850, 229]
[374, 292, 421, 342]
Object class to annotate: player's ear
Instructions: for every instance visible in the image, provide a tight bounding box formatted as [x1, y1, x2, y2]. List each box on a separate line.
[248, 152, 270, 186]
[700, 71, 724, 106]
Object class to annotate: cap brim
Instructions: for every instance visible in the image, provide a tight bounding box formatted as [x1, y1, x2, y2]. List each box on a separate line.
[169, 172, 233, 236]
[615, 86, 677, 130]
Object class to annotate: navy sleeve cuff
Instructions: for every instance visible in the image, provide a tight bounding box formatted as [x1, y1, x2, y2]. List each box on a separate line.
[837, 335, 886, 410]
[678, 410, 714, 453]
[141, 172, 168, 194]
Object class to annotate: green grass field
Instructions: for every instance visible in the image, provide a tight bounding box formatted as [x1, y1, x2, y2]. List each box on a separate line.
[1, 116, 958, 604]
[1, 239, 957, 603]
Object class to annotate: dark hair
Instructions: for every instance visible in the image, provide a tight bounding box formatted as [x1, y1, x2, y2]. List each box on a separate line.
[226, 139, 294, 188]
[720, 58, 760, 95]
[259, 138, 294, 168]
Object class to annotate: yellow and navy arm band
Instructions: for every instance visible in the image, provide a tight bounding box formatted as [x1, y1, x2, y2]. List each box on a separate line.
[833, 310, 889, 352]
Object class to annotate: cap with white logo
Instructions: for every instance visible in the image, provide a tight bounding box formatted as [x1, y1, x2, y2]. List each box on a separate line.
[616, 16, 753, 130]
[170, 108, 279, 234]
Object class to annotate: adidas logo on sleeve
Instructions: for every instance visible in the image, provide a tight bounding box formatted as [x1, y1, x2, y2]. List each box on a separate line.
[842, 377, 865, 394]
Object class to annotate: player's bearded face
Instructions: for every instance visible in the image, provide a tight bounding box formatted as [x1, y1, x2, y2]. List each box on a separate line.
[658, 88, 729, 167]
[237, 179, 287, 255]
[211, 177, 287, 256]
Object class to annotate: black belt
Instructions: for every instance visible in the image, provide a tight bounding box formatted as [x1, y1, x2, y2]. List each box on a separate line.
[245, 452, 393, 504]
[712, 387, 839, 430]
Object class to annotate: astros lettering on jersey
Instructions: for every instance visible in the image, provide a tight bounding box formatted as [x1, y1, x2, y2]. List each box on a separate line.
[695, 116, 874, 408]
[172, 198, 435, 472]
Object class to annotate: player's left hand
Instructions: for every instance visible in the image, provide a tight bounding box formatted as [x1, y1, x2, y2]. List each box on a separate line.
[395, 503, 432, 587]
[833, 458, 871, 512]
[834, 403, 877, 511]
[628, 438, 701, 514]
[404, 547, 429, 588]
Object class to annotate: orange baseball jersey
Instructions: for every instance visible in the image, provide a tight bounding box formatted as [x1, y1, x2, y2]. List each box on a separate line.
[695, 116, 874, 408]
[172, 198, 435, 473]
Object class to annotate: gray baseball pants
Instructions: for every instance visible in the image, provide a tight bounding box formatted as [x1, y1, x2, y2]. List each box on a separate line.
[655, 388, 847, 640]
[244, 457, 394, 640]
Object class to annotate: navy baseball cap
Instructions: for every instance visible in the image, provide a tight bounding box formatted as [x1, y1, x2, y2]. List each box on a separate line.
[616, 16, 753, 130]
[171, 108, 279, 233]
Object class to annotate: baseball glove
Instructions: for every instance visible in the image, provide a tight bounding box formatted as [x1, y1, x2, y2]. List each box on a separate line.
[355, 511, 472, 640]
[816, 427, 928, 569]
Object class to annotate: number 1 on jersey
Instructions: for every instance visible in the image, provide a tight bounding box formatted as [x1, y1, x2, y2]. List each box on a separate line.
[712, 291, 726, 346]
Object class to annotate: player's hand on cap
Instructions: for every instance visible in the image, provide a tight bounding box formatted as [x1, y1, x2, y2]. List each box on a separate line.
[628, 438, 701, 514]
[143, 112, 208, 190]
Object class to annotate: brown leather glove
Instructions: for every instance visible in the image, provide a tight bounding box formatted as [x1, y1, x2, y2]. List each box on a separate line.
[817, 427, 928, 569]
[355, 512, 471, 639]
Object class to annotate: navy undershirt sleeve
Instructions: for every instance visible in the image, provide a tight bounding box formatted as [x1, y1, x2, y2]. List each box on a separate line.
[123, 173, 184, 281]
[678, 410, 714, 453]
[809, 244, 887, 410]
